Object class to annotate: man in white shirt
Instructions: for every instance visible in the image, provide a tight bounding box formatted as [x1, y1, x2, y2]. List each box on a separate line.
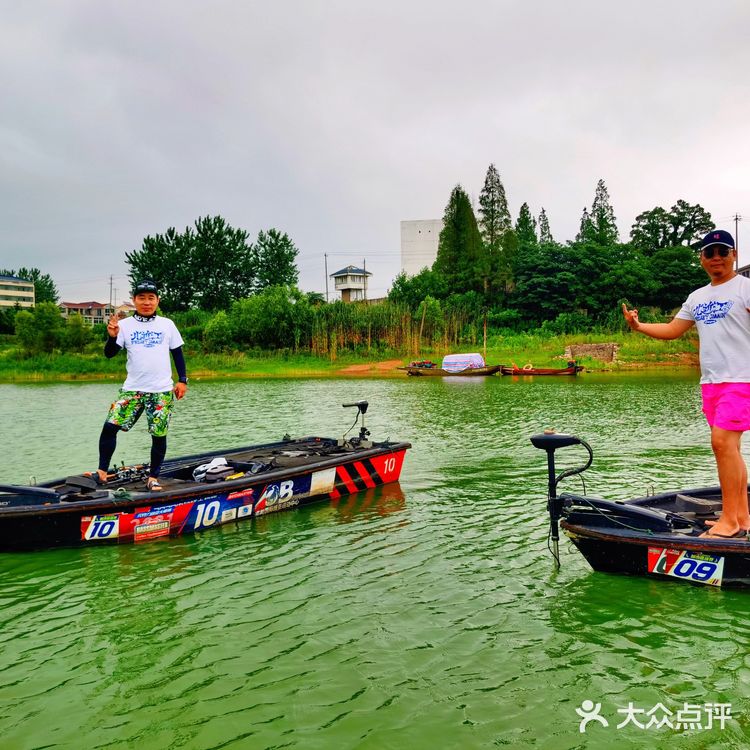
[90, 279, 188, 492]
[623, 229, 750, 538]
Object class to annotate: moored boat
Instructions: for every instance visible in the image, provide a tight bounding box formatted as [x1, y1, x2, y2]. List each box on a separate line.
[501, 361, 583, 376]
[399, 352, 501, 377]
[0, 401, 410, 551]
[399, 364, 501, 377]
[530, 431, 750, 588]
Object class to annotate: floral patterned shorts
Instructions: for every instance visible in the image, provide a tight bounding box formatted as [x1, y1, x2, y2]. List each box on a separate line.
[106, 390, 175, 437]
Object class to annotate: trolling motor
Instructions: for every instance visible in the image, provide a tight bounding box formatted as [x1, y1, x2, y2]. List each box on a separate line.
[530, 430, 593, 566]
[341, 400, 372, 448]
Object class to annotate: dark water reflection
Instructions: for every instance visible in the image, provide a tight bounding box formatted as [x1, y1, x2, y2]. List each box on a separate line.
[1, 374, 749, 748]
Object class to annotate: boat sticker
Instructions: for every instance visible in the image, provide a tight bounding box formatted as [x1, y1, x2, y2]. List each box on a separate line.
[310, 467, 337, 495]
[221, 508, 238, 523]
[329, 451, 406, 499]
[82, 503, 195, 544]
[82, 514, 121, 541]
[647, 547, 724, 586]
[227, 488, 254, 501]
[254, 476, 308, 516]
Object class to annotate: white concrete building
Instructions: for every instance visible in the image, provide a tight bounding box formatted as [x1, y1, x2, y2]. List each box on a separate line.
[0, 275, 35, 309]
[400, 219, 442, 277]
[330, 265, 372, 302]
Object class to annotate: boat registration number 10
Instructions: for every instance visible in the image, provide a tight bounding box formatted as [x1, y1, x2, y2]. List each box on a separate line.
[647, 547, 724, 586]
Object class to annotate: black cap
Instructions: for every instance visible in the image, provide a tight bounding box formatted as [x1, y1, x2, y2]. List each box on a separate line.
[132, 278, 159, 296]
[699, 229, 735, 251]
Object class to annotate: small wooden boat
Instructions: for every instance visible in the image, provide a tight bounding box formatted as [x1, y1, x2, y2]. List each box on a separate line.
[399, 364, 501, 377]
[0, 402, 410, 551]
[531, 431, 750, 588]
[399, 352, 501, 377]
[501, 361, 583, 376]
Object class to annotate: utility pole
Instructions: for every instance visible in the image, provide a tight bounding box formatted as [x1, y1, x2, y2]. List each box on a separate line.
[324, 253, 329, 302]
[363, 258, 367, 302]
[734, 214, 743, 271]
[109, 275, 113, 311]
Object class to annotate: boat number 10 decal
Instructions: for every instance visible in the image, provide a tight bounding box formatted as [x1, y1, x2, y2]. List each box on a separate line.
[194, 500, 222, 529]
[647, 547, 724, 587]
[84, 515, 120, 540]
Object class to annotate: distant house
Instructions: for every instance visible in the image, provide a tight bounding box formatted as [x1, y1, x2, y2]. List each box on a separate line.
[59, 301, 112, 325]
[59, 301, 136, 325]
[0, 275, 35, 309]
[330, 265, 372, 302]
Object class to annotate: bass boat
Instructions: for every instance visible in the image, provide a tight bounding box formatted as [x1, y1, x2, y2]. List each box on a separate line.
[530, 430, 750, 588]
[0, 401, 409, 551]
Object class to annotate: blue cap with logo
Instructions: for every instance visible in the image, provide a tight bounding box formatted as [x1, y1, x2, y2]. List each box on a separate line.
[699, 229, 735, 250]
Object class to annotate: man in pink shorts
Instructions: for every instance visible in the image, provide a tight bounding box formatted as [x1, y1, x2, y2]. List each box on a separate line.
[623, 229, 750, 538]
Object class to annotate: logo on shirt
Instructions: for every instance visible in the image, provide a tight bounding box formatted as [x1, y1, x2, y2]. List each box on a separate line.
[694, 300, 733, 325]
[130, 330, 165, 348]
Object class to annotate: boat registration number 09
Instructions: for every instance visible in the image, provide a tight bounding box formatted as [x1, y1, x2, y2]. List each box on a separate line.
[647, 547, 724, 586]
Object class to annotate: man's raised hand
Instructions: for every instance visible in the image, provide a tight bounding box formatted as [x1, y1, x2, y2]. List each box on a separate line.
[106, 314, 120, 338]
[621, 303, 640, 331]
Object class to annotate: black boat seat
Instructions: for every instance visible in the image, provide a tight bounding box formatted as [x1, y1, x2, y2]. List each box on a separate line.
[673, 494, 722, 515]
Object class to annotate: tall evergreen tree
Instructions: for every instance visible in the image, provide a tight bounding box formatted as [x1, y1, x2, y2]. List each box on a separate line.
[589, 178, 619, 245]
[538, 208, 553, 244]
[576, 207, 593, 242]
[478, 163, 512, 295]
[515, 203, 538, 247]
[434, 185, 483, 293]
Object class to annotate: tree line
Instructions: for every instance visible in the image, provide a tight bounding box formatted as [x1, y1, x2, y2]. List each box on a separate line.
[2, 173, 717, 356]
[389, 165, 713, 332]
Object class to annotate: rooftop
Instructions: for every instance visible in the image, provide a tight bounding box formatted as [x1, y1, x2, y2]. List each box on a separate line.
[330, 265, 372, 278]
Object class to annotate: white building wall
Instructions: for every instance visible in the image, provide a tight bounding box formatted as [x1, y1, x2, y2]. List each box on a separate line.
[400, 219, 442, 277]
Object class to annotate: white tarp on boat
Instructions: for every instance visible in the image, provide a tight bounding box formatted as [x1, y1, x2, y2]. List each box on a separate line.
[441, 353, 485, 372]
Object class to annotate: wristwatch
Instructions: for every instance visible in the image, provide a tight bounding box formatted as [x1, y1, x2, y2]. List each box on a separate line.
[179, 377, 189, 384]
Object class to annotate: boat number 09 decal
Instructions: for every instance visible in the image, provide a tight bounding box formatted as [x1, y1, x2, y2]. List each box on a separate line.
[383, 457, 396, 474]
[670, 559, 718, 582]
[194, 501, 221, 529]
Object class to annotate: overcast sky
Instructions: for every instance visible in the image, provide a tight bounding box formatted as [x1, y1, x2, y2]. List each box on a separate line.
[2, 1, 749, 303]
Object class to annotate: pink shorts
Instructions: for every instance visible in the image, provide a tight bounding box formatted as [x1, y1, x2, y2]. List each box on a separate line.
[701, 383, 750, 431]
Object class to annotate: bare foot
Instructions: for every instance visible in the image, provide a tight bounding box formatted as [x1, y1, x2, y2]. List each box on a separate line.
[705, 519, 750, 531]
[700, 525, 747, 538]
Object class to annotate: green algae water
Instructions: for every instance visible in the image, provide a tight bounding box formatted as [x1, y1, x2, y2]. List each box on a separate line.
[1, 374, 749, 749]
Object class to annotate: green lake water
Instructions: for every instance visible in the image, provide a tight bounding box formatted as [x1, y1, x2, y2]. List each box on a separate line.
[1, 374, 749, 749]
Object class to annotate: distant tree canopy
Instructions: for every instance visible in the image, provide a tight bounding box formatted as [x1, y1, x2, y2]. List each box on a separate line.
[388, 168, 719, 329]
[0, 267, 59, 304]
[125, 216, 300, 311]
[630, 200, 714, 252]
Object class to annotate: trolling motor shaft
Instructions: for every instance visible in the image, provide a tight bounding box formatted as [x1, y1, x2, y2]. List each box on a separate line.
[530, 430, 593, 566]
[341, 400, 372, 447]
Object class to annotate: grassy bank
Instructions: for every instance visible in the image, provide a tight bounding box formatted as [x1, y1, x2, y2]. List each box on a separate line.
[0, 330, 699, 382]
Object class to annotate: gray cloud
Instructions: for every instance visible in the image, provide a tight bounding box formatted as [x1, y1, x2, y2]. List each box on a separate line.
[1, 1, 749, 302]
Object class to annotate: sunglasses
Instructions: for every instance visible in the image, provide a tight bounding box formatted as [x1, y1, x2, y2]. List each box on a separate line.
[702, 246, 733, 259]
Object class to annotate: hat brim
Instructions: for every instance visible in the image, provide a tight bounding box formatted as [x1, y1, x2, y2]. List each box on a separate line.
[702, 242, 735, 250]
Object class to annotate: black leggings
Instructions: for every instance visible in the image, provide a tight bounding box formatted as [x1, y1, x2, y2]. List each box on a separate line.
[98, 423, 167, 478]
